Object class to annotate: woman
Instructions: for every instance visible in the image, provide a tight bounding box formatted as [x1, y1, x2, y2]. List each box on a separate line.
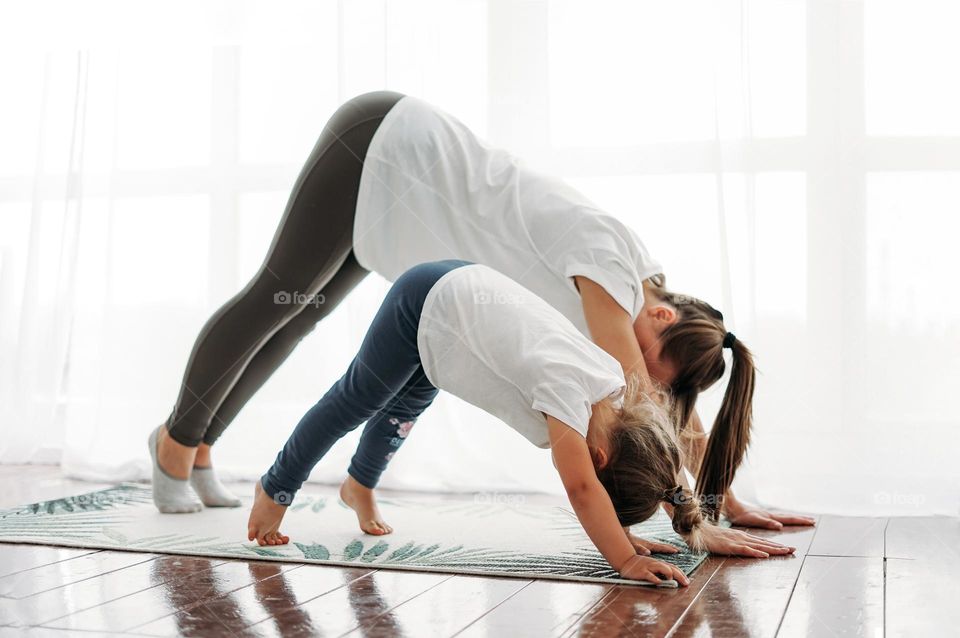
[151, 91, 813, 536]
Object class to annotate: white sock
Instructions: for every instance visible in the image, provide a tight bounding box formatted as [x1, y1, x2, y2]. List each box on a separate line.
[189, 466, 242, 507]
[148, 426, 203, 514]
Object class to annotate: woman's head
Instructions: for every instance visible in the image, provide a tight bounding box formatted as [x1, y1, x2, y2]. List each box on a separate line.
[634, 279, 757, 519]
[593, 378, 707, 549]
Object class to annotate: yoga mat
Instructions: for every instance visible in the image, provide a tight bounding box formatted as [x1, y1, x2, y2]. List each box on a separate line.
[0, 484, 710, 587]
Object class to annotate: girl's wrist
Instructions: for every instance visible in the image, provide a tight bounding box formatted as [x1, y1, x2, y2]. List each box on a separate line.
[617, 553, 644, 572]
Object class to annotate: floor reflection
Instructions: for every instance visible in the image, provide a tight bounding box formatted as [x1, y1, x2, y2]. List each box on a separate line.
[575, 562, 747, 637]
[246, 562, 319, 637]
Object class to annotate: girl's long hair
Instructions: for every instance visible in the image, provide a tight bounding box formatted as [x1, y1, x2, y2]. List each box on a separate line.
[646, 283, 756, 519]
[596, 377, 707, 549]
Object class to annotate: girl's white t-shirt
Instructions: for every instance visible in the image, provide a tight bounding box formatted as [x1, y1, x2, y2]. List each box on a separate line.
[418, 264, 626, 448]
[354, 96, 663, 336]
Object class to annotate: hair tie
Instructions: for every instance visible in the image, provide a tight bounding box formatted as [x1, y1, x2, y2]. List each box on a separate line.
[722, 332, 736, 349]
[662, 485, 684, 504]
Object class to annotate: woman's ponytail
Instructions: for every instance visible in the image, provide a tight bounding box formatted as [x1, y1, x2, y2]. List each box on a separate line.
[694, 338, 755, 519]
[647, 288, 757, 520]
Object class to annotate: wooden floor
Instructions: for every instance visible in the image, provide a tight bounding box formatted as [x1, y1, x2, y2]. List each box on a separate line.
[0, 466, 957, 637]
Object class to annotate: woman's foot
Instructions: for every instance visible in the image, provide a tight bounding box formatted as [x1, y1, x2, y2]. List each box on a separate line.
[148, 425, 202, 514]
[248, 481, 291, 546]
[189, 443, 242, 507]
[339, 475, 393, 535]
[156, 422, 197, 478]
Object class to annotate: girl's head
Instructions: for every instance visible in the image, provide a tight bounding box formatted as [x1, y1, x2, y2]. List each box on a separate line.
[591, 379, 706, 550]
[633, 278, 757, 519]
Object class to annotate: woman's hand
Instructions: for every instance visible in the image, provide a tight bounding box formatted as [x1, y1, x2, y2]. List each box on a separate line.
[619, 554, 690, 587]
[723, 498, 816, 530]
[623, 527, 680, 555]
[699, 524, 796, 558]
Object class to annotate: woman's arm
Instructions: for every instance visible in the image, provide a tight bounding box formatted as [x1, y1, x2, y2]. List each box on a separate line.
[574, 276, 651, 384]
[576, 277, 814, 530]
[547, 415, 689, 586]
[575, 277, 735, 518]
[576, 275, 702, 463]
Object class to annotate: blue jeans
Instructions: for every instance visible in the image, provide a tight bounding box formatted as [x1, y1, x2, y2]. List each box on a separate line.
[260, 259, 471, 504]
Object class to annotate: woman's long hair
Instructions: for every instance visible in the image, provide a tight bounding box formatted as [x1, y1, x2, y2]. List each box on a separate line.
[646, 283, 756, 519]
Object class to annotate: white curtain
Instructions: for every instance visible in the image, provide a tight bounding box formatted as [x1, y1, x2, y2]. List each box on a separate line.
[1, 0, 957, 515]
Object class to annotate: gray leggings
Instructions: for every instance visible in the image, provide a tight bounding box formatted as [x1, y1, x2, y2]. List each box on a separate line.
[166, 90, 406, 447]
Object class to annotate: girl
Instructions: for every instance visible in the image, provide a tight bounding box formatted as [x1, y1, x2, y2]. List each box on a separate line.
[153, 91, 813, 532]
[245, 260, 795, 587]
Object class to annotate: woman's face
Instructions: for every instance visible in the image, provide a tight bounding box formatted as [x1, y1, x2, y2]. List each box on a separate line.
[633, 302, 679, 386]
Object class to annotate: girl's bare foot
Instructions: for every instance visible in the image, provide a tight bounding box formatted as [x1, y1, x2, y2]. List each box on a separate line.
[339, 475, 393, 535]
[247, 481, 291, 546]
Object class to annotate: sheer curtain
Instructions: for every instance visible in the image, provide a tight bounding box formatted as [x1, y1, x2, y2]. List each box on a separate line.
[1, 0, 957, 514]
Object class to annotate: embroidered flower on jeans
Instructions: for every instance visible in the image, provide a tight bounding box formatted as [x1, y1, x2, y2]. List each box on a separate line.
[396, 421, 415, 438]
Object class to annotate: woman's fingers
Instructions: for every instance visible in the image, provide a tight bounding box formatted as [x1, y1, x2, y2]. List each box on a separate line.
[772, 513, 816, 526]
[745, 536, 793, 550]
[730, 533, 794, 555]
[758, 518, 784, 530]
[734, 531, 794, 550]
[737, 544, 769, 558]
[754, 543, 794, 555]
[745, 538, 796, 554]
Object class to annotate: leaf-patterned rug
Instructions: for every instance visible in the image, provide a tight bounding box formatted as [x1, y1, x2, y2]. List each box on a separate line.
[0, 483, 709, 587]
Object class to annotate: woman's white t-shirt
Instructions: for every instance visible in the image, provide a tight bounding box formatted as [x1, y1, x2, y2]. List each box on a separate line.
[418, 264, 626, 448]
[354, 96, 663, 336]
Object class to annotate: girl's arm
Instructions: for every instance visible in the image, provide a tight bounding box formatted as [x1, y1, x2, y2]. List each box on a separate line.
[547, 415, 689, 587]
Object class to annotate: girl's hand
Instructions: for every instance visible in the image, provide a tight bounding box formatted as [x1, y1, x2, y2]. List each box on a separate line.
[699, 525, 796, 558]
[619, 554, 690, 587]
[724, 504, 816, 530]
[623, 527, 680, 555]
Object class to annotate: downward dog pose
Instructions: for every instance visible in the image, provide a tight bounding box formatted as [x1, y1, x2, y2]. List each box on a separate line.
[246, 260, 796, 586]
[153, 91, 812, 532]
